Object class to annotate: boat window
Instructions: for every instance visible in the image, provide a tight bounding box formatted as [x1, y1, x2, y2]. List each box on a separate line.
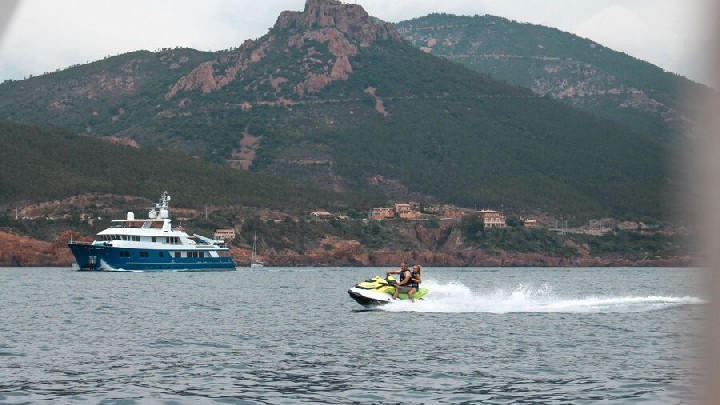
[158, 252, 164, 258]
[119, 251, 130, 257]
[199, 251, 205, 258]
[174, 252, 181, 258]
[140, 252, 149, 258]
[152, 237, 156, 243]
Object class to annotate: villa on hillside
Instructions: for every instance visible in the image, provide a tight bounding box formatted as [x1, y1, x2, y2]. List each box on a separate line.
[371, 202, 423, 220]
[478, 209, 506, 228]
[442, 207, 465, 219]
[371, 207, 395, 220]
[394, 203, 421, 220]
[214, 228, 236, 241]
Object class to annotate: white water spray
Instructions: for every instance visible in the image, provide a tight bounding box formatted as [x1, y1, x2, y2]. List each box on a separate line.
[381, 279, 705, 313]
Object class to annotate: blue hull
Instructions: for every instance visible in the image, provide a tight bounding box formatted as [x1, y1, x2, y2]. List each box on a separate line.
[68, 243, 236, 272]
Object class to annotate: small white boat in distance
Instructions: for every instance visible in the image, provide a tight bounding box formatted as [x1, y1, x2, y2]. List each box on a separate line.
[251, 232, 264, 267]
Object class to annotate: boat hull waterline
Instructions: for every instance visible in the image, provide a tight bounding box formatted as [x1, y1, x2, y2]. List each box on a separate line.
[69, 244, 236, 272]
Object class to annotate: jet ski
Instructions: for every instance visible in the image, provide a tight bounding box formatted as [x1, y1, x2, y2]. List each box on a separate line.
[348, 275, 429, 306]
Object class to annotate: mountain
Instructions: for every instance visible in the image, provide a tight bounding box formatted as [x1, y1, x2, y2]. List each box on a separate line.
[395, 13, 710, 138]
[0, 0, 677, 220]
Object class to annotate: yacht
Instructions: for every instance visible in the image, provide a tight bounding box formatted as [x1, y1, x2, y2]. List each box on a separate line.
[68, 192, 236, 272]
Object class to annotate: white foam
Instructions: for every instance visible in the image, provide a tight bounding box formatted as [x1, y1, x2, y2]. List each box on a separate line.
[380, 279, 705, 313]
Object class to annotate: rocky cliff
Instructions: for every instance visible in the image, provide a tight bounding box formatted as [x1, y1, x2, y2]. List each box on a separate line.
[166, 0, 400, 102]
[0, 231, 85, 267]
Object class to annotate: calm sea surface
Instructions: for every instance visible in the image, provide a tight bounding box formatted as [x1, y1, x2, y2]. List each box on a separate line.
[0, 267, 706, 404]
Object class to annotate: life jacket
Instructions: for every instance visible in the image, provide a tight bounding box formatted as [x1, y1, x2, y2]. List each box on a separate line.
[411, 269, 421, 288]
[398, 269, 412, 285]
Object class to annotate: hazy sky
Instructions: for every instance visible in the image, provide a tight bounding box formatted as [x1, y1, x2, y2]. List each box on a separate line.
[0, 0, 714, 84]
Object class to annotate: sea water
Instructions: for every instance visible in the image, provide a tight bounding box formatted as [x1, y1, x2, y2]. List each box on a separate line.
[0, 267, 706, 404]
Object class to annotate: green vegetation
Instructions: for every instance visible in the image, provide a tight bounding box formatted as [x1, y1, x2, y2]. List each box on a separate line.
[396, 14, 710, 137]
[0, 120, 356, 210]
[459, 215, 573, 256]
[581, 231, 689, 260]
[0, 215, 102, 241]
[238, 217, 416, 252]
[320, 41, 672, 218]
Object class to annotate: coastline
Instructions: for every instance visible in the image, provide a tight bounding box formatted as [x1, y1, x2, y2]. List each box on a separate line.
[0, 230, 694, 268]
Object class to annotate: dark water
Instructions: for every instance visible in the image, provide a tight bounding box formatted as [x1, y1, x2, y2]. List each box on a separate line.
[0, 267, 705, 404]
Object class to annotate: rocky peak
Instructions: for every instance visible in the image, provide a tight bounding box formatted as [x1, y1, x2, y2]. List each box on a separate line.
[275, 0, 400, 46]
[166, 0, 401, 101]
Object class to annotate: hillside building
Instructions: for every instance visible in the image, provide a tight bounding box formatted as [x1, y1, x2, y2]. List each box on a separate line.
[214, 228, 236, 241]
[478, 209, 506, 228]
[310, 211, 334, 220]
[442, 207, 465, 219]
[394, 203, 420, 220]
[371, 207, 395, 220]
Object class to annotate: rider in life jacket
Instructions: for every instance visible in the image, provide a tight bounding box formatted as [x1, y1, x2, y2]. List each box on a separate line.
[408, 265, 422, 302]
[386, 262, 413, 300]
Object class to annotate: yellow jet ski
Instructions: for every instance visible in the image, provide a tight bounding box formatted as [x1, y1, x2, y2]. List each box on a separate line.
[348, 275, 429, 306]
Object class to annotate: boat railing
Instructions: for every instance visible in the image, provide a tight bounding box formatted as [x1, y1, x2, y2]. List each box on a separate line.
[192, 233, 223, 246]
[68, 241, 94, 245]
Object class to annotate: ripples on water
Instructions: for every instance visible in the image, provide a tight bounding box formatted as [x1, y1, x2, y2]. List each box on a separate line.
[0, 267, 705, 404]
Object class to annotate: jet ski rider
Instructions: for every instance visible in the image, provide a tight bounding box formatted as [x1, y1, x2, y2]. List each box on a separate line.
[386, 262, 414, 301]
[408, 265, 422, 302]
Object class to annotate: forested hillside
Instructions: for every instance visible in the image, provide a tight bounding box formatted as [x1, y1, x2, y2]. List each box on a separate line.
[396, 13, 709, 138]
[0, 120, 360, 210]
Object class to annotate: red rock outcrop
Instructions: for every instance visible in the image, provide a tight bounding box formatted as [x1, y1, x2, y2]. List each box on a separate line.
[166, 0, 402, 101]
[0, 231, 84, 267]
[276, 0, 400, 45]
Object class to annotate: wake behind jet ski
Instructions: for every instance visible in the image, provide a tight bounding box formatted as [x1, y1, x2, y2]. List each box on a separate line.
[348, 275, 429, 306]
